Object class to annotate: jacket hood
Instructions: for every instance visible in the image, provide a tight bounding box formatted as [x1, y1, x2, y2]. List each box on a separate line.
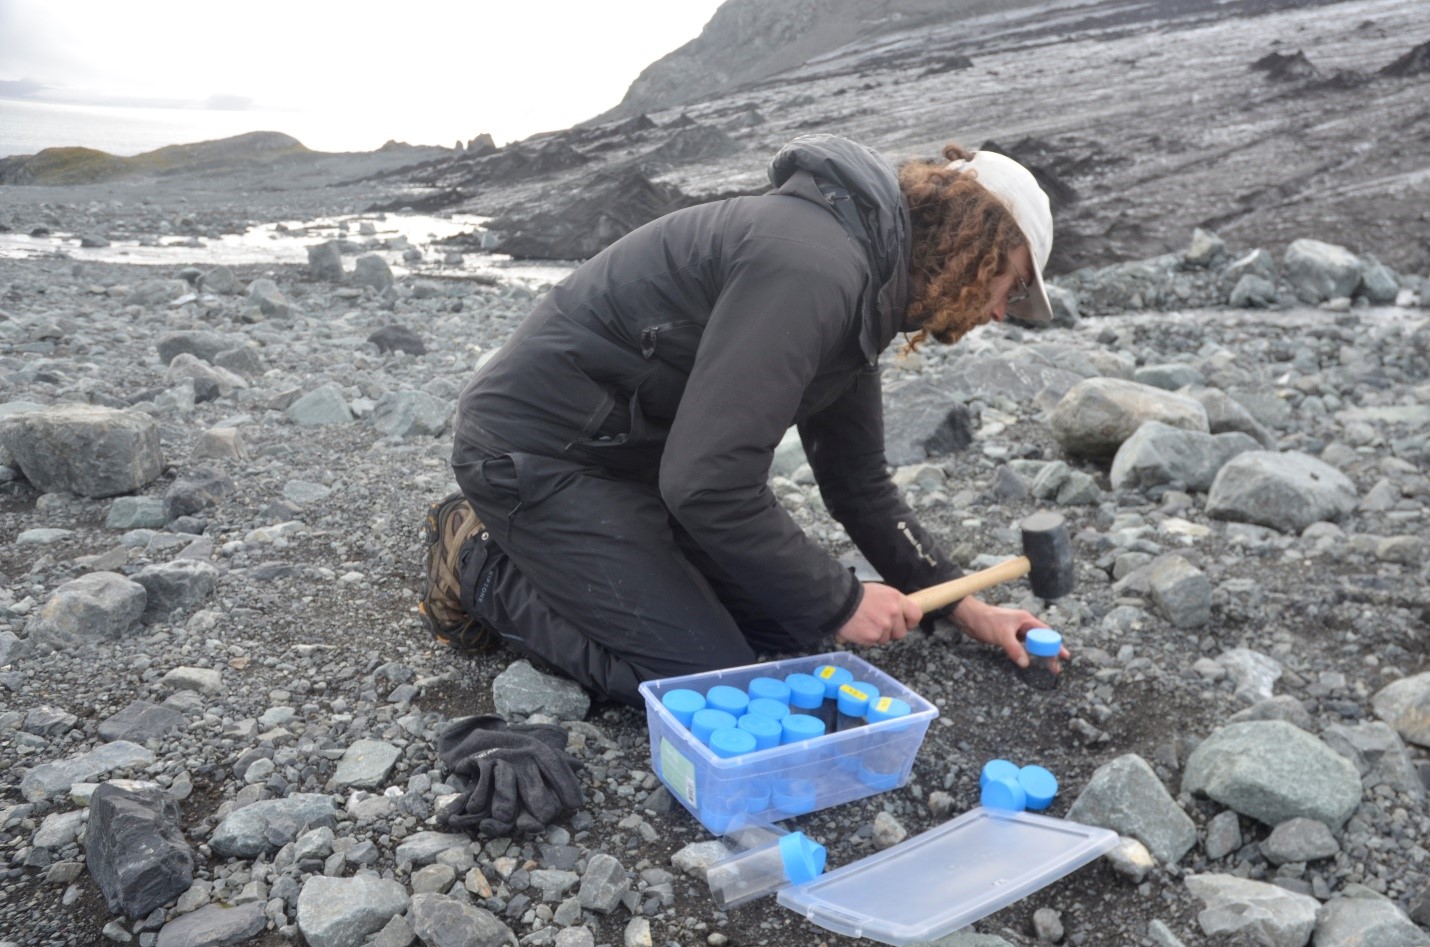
[769, 135, 911, 363]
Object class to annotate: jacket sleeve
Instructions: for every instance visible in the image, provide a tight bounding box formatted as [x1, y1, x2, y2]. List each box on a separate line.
[659, 234, 864, 645]
[798, 365, 963, 595]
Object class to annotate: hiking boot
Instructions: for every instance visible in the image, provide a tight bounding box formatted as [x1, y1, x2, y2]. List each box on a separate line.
[419, 492, 500, 652]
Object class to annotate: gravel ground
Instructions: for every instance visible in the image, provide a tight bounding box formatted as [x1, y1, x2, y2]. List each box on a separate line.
[0, 189, 1427, 947]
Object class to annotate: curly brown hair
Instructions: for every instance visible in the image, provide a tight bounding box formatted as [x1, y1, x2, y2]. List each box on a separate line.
[899, 142, 1028, 347]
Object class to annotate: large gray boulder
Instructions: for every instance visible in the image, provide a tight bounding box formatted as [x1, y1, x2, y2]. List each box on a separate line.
[352, 254, 394, 291]
[307, 240, 345, 281]
[1323, 721, 1424, 799]
[1357, 256, 1401, 304]
[1064, 754, 1196, 864]
[370, 391, 454, 438]
[1049, 378, 1208, 457]
[297, 875, 410, 947]
[210, 794, 337, 857]
[1180, 386, 1276, 447]
[1371, 672, 1430, 748]
[164, 466, 236, 520]
[1314, 897, 1430, 947]
[493, 661, 591, 721]
[2, 405, 163, 497]
[940, 355, 1084, 404]
[86, 784, 194, 919]
[1284, 238, 1361, 303]
[155, 330, 233, 365]
[1185, 874, 1318, 947]
[20, 741, 156, 801]
[164, 353, 249, 397]
[1182, 721, 1362, 830]
[26, 571, 147, 651]
[1109, 422, 1258, 493]
[125, 278, 190, 307]
[408, 892, 518, 947]
[880, 376, 976, 467]
[155, 901, 267, 947]
[133, 559, 220, 620]
[1148, 555, 1211, 628]
[334, 739, 401, 789]
[1206, 451, 1357, 532]
[246, 278, 292, 318]
[287, 384, 353, 427]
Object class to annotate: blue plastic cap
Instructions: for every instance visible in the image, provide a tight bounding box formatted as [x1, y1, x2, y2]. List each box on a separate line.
[773, 778, 817, 817]
[857, 762, 902, 793]
[736, 713, 783, 750]
[661, 688, 706, 727]
[709, 727, 757, 759]
[781, 713, 826, 743]
[744, 779, 772, 813]
[779, 831, 828, 885]
[747, 697, 790, 721]
[748, 676, 791, 704]
[705, 685, 749, 717]
[981, 775, 1027, 812]
[784, 673, 826, 710]
[814, 664, 854, 699]
[836, 681, 879, 717]
[980, 758, 1020, 789]
[690, 708, 738, 745]
[1025, 628, 1062, 657]
[1018, 765, 1059, 810]
[865, 696, 912, 724]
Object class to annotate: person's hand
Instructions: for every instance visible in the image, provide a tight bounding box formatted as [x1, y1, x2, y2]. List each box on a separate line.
[950, 597, 1072, 669]
[836, 583, 923, 648]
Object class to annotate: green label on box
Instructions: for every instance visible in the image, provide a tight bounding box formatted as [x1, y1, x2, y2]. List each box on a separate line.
[660, 737, 697, 807]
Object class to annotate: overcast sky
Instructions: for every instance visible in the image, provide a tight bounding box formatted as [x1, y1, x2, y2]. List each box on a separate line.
[0, 0, 727, 147]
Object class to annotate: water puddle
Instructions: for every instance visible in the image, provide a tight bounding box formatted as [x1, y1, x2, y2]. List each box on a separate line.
[0, 212, 577, 288]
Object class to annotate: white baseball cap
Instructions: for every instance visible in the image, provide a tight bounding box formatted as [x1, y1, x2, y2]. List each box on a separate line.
[946, 151, 1055, 324]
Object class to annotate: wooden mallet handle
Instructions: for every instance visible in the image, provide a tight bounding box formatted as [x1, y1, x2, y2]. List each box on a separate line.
[907, 556, 1032, 613]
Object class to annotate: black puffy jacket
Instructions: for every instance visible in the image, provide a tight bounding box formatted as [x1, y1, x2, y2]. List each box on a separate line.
[454, 136, 960, 643]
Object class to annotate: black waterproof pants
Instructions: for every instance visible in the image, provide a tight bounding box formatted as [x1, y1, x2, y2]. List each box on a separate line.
[453, 450, 812, 707]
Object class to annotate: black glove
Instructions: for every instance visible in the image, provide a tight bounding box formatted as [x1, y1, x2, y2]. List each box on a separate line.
[436, 714, 584, 837]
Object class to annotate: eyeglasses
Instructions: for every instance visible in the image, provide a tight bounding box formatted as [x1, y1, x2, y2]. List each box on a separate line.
[1007, 275, 1032, 307]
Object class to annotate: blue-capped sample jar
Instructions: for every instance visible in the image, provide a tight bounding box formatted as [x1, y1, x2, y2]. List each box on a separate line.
[857, 696, 913, 791]
[661, 688, 706, 729]
[835, 681, 880, 732]
[706, 685, 750, 717]
[690, 708, 738, 746]
[980, 759, 1021, 789]
[1021, 628, 1063, 691]
[784, 673, 825, 720]
[747, 697, 790, 721]
[748, 676, 791, 705]
[700, 727, 756, 833]
[813, 665, 853, 731]
[737, 712, 783, 751]
[781, 713, 826, 744]
[1018, 765, 1058, 810]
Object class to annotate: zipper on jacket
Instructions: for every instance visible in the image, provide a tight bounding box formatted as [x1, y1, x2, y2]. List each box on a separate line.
[639, 321, 696, 359]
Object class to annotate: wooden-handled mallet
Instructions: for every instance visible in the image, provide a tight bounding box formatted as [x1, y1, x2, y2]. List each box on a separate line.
[908, 511, 1074, 613]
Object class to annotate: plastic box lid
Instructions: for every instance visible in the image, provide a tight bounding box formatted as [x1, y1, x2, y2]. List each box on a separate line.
[777, 807, 1118, 946]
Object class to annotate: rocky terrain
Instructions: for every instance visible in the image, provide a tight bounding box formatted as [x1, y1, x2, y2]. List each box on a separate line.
[0, 0, 1428, 946]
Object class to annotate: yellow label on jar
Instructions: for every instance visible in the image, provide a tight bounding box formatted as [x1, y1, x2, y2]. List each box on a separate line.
[875, 697, 893, 713]
[840, 684, 868, 701]
[818, 666, 836, 679]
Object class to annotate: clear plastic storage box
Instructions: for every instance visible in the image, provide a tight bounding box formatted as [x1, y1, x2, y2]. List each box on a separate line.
[639, 652, 938, 834]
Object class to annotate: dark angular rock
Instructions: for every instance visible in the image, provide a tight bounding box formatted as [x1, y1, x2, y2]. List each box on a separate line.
[86, 784, 195, 919]
[163, 466, 236, 520]
[133, 559, 220, 620]
[368, 325, 427, 356]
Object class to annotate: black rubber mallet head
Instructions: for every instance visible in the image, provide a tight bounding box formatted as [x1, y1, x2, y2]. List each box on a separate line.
[908, 511, 1075, 611]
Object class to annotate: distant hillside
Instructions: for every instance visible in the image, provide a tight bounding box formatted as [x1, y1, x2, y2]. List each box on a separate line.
[0, 131, 309, 185]
[598, 0, 1043, 120]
